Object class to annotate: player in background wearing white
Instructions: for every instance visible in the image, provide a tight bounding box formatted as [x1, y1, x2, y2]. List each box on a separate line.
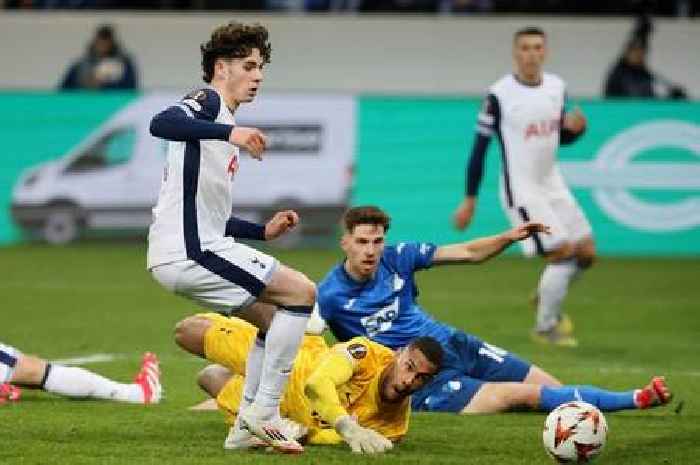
[0, 342, 160, 404]
[453, 27, 591, 347]
[147, 22, 314, 454]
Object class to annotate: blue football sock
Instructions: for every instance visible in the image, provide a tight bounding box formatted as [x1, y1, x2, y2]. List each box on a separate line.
[540, 385, 637, 412]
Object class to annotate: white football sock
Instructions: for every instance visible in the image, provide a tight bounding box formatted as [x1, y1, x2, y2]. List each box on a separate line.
[253, 307, 309, 419]
[536, 258, 581, 331]
[43, 364, 143, 403]
[241, 333, 266, 409]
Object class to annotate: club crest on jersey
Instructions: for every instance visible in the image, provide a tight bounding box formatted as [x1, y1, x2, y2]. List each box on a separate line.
[182, 89, 208, 113]
[185, 89, 207, 101]
[525, 119, 560, 139]
[347, 343, 368, 360]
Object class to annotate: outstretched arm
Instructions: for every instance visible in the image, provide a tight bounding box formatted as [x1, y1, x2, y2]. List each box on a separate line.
[432, 223, 550, 265]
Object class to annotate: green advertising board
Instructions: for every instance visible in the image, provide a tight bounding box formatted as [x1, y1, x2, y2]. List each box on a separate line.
[355, 97, 700, 256]
[1, 93, 698, 256]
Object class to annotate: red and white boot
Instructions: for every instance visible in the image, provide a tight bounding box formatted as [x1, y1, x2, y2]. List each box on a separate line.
[635, 376, 672, 409]
[134, 352, 162, 405]
[0, 383, 21, 404]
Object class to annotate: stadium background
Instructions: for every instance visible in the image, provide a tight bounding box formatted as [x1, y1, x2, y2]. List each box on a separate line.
[2, 6, 699, 465]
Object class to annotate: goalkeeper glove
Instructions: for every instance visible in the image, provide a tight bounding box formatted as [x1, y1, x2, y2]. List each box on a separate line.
[335, 415, 393, 454]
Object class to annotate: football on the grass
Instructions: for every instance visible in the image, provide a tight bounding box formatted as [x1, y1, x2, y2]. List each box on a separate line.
[542, 401, 608, 463]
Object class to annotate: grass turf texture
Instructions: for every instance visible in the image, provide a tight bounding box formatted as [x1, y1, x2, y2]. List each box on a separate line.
[1, 243, 698, 464]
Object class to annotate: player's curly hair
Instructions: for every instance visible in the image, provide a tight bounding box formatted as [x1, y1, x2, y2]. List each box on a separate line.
[343, 206, 391, 234]
[200, 21, 272, 83]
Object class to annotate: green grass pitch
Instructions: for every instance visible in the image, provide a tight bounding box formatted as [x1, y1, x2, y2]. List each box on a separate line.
[1, 243, 698, 464]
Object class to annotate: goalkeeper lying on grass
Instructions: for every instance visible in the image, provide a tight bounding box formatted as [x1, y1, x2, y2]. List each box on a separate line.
[176, 313, 443, 454]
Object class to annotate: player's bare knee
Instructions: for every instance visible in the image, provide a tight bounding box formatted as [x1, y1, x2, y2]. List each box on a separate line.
[174, 316, 210, 357]
[285, 270, 316, 305]
[298, 275, 317, 305]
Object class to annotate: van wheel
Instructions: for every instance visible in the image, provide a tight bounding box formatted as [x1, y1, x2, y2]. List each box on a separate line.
[42, 209, 81, 244]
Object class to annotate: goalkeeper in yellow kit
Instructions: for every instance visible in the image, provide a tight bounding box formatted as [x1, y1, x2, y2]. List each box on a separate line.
[175, 313, 443, 453]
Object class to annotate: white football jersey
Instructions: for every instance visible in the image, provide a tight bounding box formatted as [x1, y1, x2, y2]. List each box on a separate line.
[147, 88, 240, 268]
[478, 72, 569, 206]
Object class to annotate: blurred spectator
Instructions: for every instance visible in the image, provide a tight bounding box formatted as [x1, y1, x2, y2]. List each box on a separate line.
[59, 24, 138, 90]
[603, 15, 688, 99]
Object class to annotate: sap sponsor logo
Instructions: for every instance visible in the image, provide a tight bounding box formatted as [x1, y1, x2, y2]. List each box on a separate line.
[360, 298, 399, 337]
[561, 120, 700, 232]
[237, 123, 323, 153]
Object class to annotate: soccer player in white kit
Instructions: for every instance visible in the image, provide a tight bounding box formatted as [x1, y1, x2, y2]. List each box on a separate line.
[453, 27, 592, 347]
[1, 342, 160, 404]
[147, 22, 314, 453]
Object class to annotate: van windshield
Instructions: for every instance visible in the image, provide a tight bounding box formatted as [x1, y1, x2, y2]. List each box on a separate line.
[66, 128, 136, 173]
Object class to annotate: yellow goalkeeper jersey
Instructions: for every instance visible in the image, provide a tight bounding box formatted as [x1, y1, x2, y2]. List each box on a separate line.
[200, 313, 409, 444]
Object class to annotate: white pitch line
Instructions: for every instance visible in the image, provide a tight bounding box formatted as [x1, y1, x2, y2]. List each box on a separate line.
[51, 353, 123, 365]
[594, 366, 700, 377]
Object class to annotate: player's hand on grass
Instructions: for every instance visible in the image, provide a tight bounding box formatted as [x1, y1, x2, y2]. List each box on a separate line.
[265, 210, 300, 240]
[506, 222, 550, 242]
[563, 106, 587, 134]
[230, 127, 267, 160]
[335, 415, 393, 454]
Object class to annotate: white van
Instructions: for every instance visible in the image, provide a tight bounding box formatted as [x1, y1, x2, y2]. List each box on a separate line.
[11, 92, 356, 245]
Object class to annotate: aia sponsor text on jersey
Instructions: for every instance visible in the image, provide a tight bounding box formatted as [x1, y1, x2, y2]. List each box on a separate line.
[524, 119, 560, 140]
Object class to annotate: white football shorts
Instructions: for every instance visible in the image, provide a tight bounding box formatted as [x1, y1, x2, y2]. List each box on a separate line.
[150, 243, 277, 313]
[503, 189, 593, 257]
